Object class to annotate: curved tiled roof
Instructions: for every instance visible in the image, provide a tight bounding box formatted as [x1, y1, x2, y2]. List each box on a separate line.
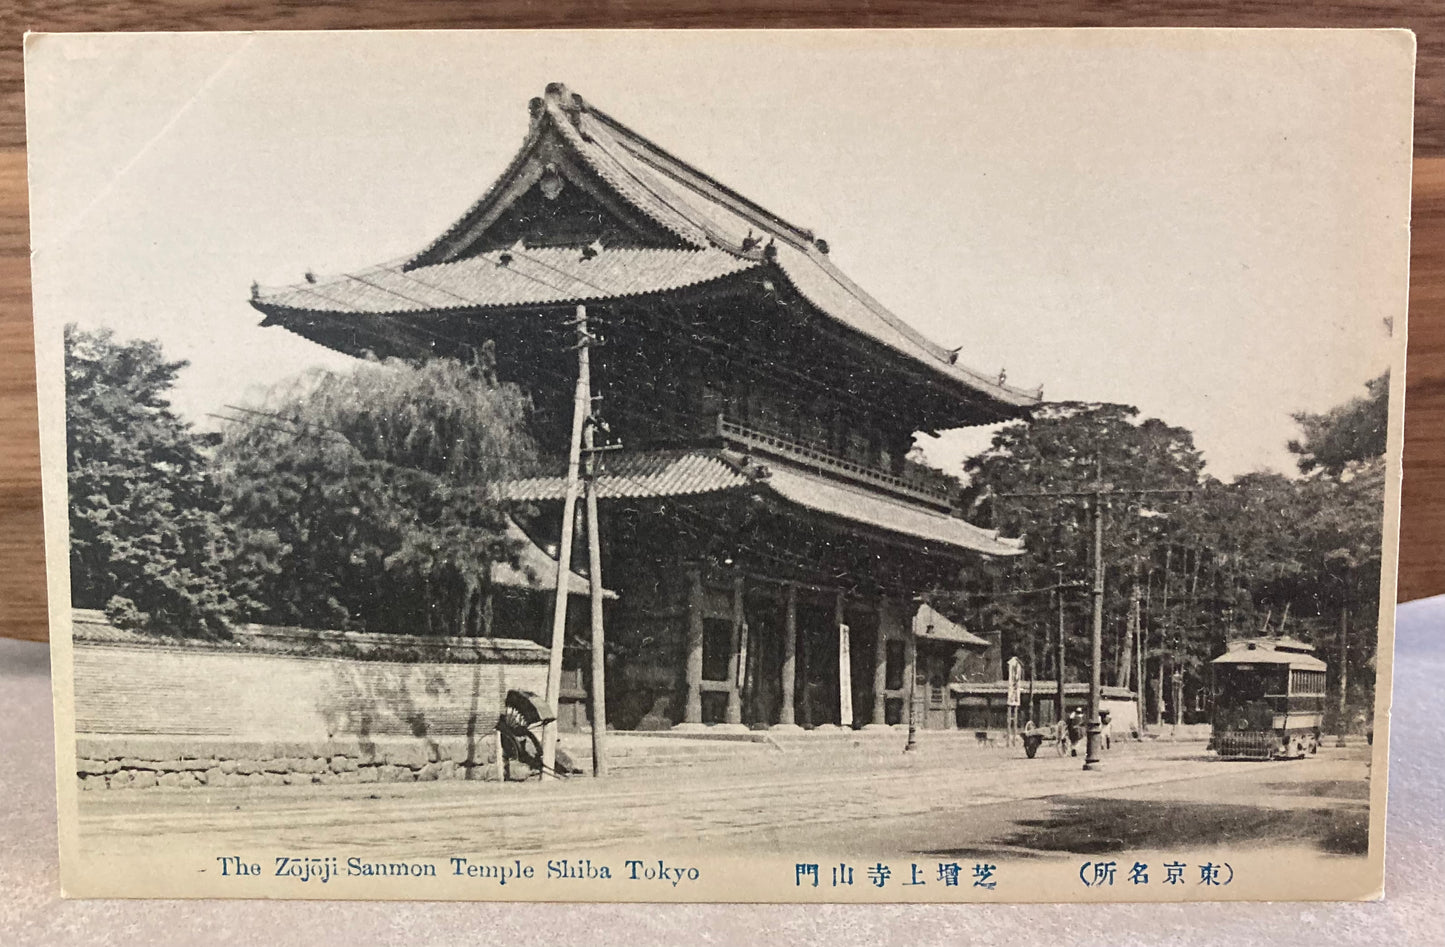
[497, 449, 1023, 557]
[760, 462, 1025, 557]
[493, 517, 615, 598]
[913, 602, 991, 648]
[496, 449, 755, 502]
[543, 89, 1038, 408]
[255, 247, 758, 315]
[253, 83, 1042, 414]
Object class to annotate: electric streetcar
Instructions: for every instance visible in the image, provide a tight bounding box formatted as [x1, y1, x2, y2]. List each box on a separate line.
[1209, 636, 1328, 760]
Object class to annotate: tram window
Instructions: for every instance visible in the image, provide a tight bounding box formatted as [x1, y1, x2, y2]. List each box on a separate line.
[1217, 666, 1268, 701]
[1290, 669, 1325, 695]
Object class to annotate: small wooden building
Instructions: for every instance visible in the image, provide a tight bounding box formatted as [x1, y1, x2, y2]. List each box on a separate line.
[911, 603, 992, 729]
[251, 83, 1041, 732]
[953, 681, 1139, 733]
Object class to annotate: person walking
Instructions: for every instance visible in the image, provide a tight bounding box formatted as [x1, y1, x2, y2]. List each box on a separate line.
[1066, 707, 1085, 757]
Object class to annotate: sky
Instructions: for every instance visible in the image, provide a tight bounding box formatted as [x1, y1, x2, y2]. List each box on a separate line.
[25, 30, 1414, 480]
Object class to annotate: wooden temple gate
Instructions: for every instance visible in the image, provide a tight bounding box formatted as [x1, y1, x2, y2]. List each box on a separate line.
[249, 82, 1041, 737]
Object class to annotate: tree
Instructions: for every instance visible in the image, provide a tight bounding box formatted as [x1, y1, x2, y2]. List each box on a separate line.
[64, 325, 238, 636]
[1280, 373, 1390, 724]
[1288, 372, 1389, 475]
[949, 383, 1389, 728]
[959, 403, 1209, 717]
[215, 351, 539, 635]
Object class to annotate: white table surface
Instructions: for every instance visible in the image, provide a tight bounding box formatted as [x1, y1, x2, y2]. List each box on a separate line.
[2, 599, 1442, 947]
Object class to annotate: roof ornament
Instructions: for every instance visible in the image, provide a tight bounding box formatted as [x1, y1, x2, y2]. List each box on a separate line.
[581, 239, 602, 261]
[740, 229, 761, 253]
[997, 368, 1007, 386]
[304, 270, 317, 284]
[763, 238, 777, 261]
[543, 82, 590, 135]
[947, 346, 963, 365]
[539, 164, 565, 201]
[814, 237, 830, 255]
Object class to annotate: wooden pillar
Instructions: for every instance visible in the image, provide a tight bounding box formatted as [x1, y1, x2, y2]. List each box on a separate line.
[726, 574, 745, 725]
[684, 567, 704, 725]
[871, 596, 888, 726]
[778, 584, 798, 726]
[800, 601, 812, 729]
[835, 590, 852, 728]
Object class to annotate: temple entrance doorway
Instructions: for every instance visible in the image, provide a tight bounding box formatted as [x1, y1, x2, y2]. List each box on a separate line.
[796, 600, 839, 727]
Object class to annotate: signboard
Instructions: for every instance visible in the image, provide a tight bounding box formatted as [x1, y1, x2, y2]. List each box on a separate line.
[838, 624, 853, 727]
[1007, 656, 1023, 708]
[736, 620, 749, 689]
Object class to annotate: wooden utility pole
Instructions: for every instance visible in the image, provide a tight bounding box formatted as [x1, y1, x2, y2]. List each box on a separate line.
[543, 304, 591, 779]
[1000, 469, 1191, 772]
[1055, 570, 1067, 727]
[583, 381, 609, 777]
[904, 622, 919, 751]
[1083, 492, 1106, 771]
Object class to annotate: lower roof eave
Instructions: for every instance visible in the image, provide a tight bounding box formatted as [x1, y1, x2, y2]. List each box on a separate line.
[494, 449, 1025, 559]
[755, 463, 1026, 559]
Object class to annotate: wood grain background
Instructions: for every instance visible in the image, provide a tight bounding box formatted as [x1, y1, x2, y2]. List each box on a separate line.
[3, 3, 1442, 642]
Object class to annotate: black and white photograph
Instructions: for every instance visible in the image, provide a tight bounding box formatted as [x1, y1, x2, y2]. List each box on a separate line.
[24, 29, 1412, 902]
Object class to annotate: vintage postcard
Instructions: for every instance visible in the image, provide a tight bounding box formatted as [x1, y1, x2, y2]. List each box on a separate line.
[25, 29, 1412, 902]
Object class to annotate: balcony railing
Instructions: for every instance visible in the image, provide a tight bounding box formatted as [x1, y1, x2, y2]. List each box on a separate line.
[715, 415, 955, 509]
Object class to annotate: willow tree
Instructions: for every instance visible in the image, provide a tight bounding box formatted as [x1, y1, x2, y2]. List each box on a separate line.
[215, 351, 538, 634]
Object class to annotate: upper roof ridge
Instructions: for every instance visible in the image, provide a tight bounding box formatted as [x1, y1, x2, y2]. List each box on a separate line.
[543, 82, 823, 253]
[262, 82, 1042, 414]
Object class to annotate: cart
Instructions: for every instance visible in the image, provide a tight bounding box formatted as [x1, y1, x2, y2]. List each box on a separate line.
[495, 689, 581, 779]
[1022, 722, 1069, 758]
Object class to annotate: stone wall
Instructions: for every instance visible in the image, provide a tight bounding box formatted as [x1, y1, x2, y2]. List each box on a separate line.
[74, 734, 518, 790]
[71, 615, 550, 789]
